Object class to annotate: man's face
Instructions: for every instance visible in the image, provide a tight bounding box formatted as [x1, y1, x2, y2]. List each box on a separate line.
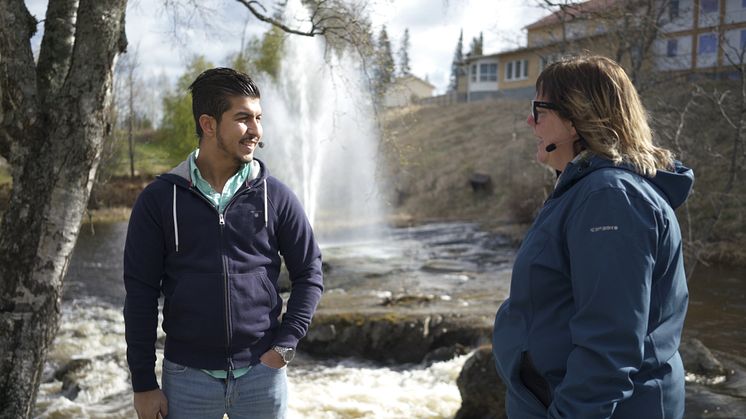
[215, 96, 263, 165]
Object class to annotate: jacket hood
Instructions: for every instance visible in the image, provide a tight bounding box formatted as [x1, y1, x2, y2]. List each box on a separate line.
[162, 157, 267, 188]
[158, 157, 271, 254]
[553, 153, 694, 209]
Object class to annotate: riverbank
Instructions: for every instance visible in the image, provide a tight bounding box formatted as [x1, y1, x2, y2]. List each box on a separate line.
[379, 100, 746, 267]
[1, 95, 744, 265]
[37, 220, 746, 418]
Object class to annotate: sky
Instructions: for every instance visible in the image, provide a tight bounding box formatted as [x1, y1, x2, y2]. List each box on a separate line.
[24, 0, 549, 95]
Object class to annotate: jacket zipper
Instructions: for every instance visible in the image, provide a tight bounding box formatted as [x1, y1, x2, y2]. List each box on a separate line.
[219, 212, 234, 374]
[182, 187, 241, 373]
[182, 181, 263, 373]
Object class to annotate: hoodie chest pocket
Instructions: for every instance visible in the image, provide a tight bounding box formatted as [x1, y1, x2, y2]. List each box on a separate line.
[226, 202, 269, 237]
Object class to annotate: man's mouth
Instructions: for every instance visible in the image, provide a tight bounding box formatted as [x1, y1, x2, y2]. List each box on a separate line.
[240, 137, 258, 147]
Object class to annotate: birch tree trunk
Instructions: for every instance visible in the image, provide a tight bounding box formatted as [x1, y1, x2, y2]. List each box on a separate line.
[0, 0, 127, 417]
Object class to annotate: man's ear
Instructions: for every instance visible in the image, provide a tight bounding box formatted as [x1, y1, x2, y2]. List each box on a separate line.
[198, 114, 217, 138]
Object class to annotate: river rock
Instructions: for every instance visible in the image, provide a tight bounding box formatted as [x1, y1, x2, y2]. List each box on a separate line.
[300, 312, 492, 363]
[423, 343, 469, 365]
[421, 259, 476, 273]
[680, 337, 727, 377]
[54, 359, 93, 401]
[381, 293, 435, 307]
[455, 345, 506, 419]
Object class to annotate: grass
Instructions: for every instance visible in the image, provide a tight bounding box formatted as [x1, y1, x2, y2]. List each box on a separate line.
[101, 134, 181, 178]
[380, 89, 746, 267]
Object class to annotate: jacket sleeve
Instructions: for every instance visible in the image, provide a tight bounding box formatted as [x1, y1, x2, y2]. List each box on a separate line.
[271, 183, 323, 349]
[123, 187, 165, 392]
[549, 188, 659, 419]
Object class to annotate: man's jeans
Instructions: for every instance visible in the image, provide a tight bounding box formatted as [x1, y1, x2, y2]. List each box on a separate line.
[161, 358, 288, 419]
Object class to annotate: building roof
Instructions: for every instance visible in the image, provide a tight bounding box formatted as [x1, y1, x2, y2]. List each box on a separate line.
[461, 52, 502, 64]
[525, 0, 617, 30]
[395, 74, 435, 90]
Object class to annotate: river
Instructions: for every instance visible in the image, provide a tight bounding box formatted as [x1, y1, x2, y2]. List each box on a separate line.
[32, 221, 746, 418]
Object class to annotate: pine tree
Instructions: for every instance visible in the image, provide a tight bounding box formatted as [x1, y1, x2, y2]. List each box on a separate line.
[469, 31, 484, 56]
[448, 29, 464, 92]
[398, 28, 411, 76]
[374, 25, 396, 100]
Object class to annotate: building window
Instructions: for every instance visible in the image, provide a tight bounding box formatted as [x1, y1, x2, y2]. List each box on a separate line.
[700, 0, 718, 14]
[698, 33, 717, 54]
[742, 30, 746, 49]
[667, 39, 678, 57]
[470, 64, 477, 82]
[743, 0, 746, 9]
[506, 59, 529, 81]
[669, 0, 679, 19]
[479, 63, 497, 82]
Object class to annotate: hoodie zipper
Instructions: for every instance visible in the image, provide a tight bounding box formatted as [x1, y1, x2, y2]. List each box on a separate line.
[179, 180, 264, 372]
[218, 211, 234, 374]
[217, 181, 268, 372]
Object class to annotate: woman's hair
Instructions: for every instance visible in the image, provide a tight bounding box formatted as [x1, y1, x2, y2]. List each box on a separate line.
[536, 55, 673, 176]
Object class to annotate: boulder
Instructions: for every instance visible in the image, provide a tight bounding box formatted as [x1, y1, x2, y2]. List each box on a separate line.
[300, 312, 492, 363]
[680, 337, 727, 377]
[54, 358, 93, 401]
[455, 345, 506, 419]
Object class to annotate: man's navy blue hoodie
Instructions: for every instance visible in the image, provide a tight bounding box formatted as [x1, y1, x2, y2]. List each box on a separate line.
[123, 158, 323, 392]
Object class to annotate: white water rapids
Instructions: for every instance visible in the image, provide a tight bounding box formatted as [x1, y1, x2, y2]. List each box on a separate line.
[34, 301, 467, 418]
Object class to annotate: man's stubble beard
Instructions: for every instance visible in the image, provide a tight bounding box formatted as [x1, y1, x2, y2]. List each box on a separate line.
[216, 130, 253, 165]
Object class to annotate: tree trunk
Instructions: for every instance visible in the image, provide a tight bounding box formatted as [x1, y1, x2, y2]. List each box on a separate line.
[0, 1, 127, 417]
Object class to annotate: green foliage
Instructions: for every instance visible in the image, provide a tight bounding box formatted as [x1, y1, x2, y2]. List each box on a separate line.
[154, 56, 214, 163]
[449, 29, 464, 92]
[233, 25, 287, 79]
[469, 32, 483, 56]
[373, 25, 396, 101]
[397, 28, 411, 76]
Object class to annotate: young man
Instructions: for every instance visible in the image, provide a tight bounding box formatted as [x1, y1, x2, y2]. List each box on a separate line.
[123, 68, 323, 419]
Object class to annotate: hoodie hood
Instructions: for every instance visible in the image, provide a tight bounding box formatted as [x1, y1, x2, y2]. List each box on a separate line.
[553, 153, 694, 209]
[159, 157, 271, 253]
[165, 157, 266, 187]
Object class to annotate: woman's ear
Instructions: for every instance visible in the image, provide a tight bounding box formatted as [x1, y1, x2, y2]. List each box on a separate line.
[565, 119, 579, 140]
[198, 114, 216, 138]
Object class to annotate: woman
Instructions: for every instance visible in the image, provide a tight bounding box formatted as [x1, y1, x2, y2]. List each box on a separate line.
[492, 55, 693, 418]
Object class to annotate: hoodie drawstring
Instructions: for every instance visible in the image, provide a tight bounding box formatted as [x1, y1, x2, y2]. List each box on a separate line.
[263, 179, 268, 228]
[173, 184, 180, 253]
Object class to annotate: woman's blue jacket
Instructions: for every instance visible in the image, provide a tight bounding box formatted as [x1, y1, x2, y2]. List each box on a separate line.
[493, 153, 694, 419]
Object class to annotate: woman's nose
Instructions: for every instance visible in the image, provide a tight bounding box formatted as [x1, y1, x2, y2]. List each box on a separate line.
[527, 113, 535, 126]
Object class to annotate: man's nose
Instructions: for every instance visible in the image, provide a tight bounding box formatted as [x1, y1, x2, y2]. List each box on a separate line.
[246, 120, 260, 133]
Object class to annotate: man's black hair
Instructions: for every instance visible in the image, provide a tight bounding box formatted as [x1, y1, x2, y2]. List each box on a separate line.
[188, 67, 261, 138]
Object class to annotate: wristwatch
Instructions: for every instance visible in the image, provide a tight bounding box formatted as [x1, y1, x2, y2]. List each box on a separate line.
[272, 346, 296, 363]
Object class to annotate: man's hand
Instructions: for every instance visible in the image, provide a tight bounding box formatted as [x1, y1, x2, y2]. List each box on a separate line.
[260, 349, 287, 369]
[134, 388, 168, 419]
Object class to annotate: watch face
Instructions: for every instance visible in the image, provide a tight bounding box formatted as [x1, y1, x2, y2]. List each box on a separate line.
[283, 348, 295, 363]
[274, 346, 295, 363]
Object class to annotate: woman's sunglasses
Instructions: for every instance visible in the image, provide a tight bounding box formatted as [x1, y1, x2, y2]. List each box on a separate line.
[532, 100, 559, 123]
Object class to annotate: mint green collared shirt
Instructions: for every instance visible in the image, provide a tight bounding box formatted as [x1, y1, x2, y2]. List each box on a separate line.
[189, 149, 253, 214]
[188, 149, 252, 379]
